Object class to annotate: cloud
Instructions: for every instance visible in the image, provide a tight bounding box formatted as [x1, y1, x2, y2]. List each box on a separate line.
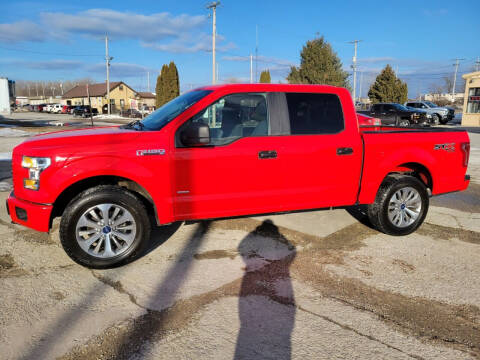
[0, 9, 236, 54]
[40, 9, 206, 42]
[0, 20, 46, 43]
[0, 58, 84, 70]
[87, 62, 155, 78]
[143, 33, 236, 54]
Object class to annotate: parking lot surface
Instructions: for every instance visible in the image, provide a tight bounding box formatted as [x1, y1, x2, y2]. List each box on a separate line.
[0, 113, 479, 359]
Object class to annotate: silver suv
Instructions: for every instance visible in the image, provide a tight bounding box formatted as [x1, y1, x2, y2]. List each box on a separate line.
[404, 101, 454, 125]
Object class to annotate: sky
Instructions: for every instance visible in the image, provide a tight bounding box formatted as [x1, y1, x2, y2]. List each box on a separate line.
[0, 0, 479, 98]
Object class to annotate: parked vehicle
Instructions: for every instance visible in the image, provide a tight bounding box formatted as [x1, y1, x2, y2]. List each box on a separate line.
[404, 105, 434, 124]
[358, 103, 427, 126]
[72, 105, 98, 117]
[7, 84, 470, 268]
[120, 109, 142, 118]
[405, 101, 454, 125]
[51, 104, 63, 114]
[357, 113, 382, 127]
[61, 105, 73, 114]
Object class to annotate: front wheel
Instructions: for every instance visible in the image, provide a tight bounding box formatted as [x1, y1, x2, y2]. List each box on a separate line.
[367, 175, 429, 236]
[59, 185, 151, 268]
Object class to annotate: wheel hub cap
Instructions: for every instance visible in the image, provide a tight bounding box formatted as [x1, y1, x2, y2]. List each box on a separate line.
[75, 203, 137, 259]
[387, 187, 422, 228]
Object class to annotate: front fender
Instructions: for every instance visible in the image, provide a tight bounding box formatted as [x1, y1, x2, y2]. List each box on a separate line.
[50, 155, 173, 224]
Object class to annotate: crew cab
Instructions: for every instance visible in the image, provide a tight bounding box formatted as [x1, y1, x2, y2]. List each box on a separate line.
[7, 84, 471, 268]
[358, 103, 428, 126]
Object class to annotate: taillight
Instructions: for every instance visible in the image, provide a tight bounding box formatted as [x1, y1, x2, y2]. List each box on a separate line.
[461, 142, 470, 167]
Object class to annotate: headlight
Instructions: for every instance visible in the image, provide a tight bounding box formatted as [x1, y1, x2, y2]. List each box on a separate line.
[21, 156, 51, 190]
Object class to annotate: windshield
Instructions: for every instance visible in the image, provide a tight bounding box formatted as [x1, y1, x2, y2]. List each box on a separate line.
[392, 104, 409, 111]
[424, 101, 438, 107]
[141, 90, 212, 130]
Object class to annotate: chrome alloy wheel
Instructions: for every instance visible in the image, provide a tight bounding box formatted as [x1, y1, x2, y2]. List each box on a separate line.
[75, 203, 137, 258]
[387, 187, 422, 228]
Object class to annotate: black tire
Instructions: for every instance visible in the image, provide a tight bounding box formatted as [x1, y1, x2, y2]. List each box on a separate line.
[439, 115, 449, 125]
[432, 113, 441, 124]
[59, 185, 151, 268]
[367, 175, 429, 236]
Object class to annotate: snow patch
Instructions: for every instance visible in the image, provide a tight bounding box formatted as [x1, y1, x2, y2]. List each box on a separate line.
[0, 129, 31, 137]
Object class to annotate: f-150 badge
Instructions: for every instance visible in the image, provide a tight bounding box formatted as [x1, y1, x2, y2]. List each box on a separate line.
[434, 143, 455, 152]
[136, 149, 166, 156]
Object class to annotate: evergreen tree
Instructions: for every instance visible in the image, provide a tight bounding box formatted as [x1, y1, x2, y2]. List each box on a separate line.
[287, 36, 349, 87]
[368, 64, 408, 104]
[167, 61, 180, 102]
[259, 70, 271, 83]
[155, 64, 168, 107]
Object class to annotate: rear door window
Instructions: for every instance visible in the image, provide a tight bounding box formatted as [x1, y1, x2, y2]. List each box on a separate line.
[285, 93, 344, 135]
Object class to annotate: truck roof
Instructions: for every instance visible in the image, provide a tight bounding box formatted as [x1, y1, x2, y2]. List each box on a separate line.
[197, 83, 341, 92]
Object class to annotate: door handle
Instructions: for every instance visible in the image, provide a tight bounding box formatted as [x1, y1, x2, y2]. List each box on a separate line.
[258, 150, 277, 159]
[337, 147, 353, 156]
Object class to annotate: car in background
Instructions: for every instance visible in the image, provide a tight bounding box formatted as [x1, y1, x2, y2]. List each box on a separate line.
[357, 103, 427, 126]
[61, 105, 74, 114]
[51, 104, 63, 113]
[405, 101, 454, 124]
[72, 105, 98, 117]
[120, 109, 142, 118]
[357, 113, 382, 127]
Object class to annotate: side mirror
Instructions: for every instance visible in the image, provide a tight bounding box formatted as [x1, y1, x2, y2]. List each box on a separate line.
[181, 122, 210, 147]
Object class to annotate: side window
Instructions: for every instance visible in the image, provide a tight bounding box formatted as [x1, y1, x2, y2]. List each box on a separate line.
[180, 93, 268, 146]
[285, 93, 344, 135]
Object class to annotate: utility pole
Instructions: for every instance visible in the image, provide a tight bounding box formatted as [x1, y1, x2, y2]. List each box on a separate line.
[147, 71, 150, 92]
[359, 71, 363, 100]
[255, 25, 258, 82]
[250, 54, 253, 83]
[348, 40, 362, 103]
[207, 2, 220, 84]
[475, 57, 480, 72]
[452, 58, 465, 101]
[105, 35, 113, 115]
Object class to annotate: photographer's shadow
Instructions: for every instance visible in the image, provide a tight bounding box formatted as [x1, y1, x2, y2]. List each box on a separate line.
[234, 220, 297, 360]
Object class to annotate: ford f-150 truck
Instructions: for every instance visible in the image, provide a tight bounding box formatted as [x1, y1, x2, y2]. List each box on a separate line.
[7, 84, 471, 268]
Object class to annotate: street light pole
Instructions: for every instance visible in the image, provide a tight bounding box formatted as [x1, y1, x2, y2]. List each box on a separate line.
[348, 40, 362, 104]
[105, 35, 113, 114]
[207, 2, 220, 84]
[452, 58, 465, 102]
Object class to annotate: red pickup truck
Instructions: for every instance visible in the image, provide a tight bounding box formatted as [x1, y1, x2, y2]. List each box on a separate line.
[7, 84, 470, 268]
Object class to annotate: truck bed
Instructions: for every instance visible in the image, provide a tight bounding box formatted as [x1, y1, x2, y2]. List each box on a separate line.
[358, 126, 470, 204]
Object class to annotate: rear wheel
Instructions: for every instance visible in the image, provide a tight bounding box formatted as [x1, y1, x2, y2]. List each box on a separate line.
[59, 185, 151, 268]
[367, 175, 429, 236]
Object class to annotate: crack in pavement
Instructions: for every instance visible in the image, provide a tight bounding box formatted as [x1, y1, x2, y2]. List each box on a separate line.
[297, 304, 426, 360]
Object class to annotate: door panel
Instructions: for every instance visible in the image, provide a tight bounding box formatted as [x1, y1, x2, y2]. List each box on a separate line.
[173, 137, 286, 219]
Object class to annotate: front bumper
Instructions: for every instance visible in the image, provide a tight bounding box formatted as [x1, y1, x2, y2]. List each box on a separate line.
[6, 192, 52, 232]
